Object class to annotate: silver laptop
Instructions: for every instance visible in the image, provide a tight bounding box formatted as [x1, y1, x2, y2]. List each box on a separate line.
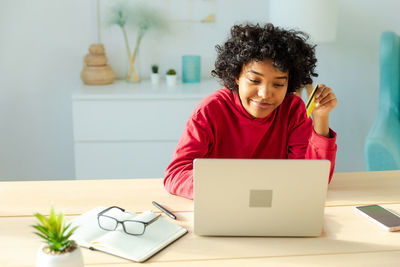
[193, 159, 331, 237]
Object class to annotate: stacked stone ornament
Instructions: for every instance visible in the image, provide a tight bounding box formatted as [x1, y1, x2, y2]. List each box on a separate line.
[81, 44, 115, 85]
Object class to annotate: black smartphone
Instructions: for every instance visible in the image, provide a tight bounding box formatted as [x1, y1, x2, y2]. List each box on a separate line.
[356, 205, 400, 232]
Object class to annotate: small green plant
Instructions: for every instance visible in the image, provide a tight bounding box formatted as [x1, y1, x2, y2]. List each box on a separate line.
[151, 64, 159, 74]
[32, 206, 79, 253]
[166, 69, 176, 75]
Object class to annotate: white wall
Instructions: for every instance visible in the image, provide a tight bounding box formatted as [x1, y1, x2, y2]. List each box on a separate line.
[316, 0, 400, 172]
[1, 0, 399, 180]
[0, 1, 95, 180]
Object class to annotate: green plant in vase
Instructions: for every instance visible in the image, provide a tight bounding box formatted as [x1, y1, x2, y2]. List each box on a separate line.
[151, 64, 159, 74]
[151, 64, 160, 85]
[107, 3, 167, 83]
[166, 68, 177, 86]
[32, 206, 83, 267]
[33, 206, 78, 253]
[166, 69, 176, 75]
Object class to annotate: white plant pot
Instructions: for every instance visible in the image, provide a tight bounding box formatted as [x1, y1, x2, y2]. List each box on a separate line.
[151, 73, 160, 85]
[36, 245, 84, 267]
[166, 74, 177, 87]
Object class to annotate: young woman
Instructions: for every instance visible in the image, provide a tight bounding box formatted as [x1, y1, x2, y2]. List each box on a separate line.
[164, 23, 338, 199]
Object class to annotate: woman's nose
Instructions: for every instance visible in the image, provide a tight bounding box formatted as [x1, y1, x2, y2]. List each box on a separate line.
[258, 85, 272, 99]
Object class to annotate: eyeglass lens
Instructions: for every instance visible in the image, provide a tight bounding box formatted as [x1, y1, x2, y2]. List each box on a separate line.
[98, 216, 118, 231]
[99, 215, 146, 235]
[124, 221, 145, 235]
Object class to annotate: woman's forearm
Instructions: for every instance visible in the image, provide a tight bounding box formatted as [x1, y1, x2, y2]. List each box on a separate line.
[313, 114, 330, 138]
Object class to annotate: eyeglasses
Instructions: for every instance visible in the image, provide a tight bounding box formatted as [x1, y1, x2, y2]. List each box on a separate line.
[97, 206, 161, 236]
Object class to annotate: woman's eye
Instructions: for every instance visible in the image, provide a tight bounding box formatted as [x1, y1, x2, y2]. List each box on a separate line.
[274, 84, 284, 87]
[248, 78, 260, 84]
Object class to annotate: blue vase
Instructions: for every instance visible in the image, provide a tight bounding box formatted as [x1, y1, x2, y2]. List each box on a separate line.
[182, 55, 201, 83]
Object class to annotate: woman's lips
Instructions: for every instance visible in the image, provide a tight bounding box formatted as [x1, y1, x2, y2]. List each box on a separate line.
[250, 99, 273, 109]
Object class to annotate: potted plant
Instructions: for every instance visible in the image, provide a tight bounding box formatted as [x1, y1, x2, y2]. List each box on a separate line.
[32, 206, 83, 267]
[151, 64, 160, 85]
[107, 4, 168, 83]
[166, 69, 177, 87]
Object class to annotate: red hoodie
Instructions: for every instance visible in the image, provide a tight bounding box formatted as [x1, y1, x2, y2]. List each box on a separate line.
[164, 88, 337, 199]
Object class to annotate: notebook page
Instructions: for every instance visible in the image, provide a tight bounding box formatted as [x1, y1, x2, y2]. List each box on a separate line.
[69, 206, 137, 246]
[94, 211, 187, 261]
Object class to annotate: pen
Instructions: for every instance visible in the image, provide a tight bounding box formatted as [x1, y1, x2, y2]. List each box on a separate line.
[152, 201, 177, 220]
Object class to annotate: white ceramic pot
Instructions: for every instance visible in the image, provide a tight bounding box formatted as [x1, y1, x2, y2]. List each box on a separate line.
[151, 73, 160, 85]
[36, 245, 84, 267]
[166, 74, 177, 86]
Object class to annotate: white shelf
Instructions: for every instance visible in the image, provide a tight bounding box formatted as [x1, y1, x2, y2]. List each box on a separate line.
[73, 78, 221, 100]
[72, 79, 220, 179]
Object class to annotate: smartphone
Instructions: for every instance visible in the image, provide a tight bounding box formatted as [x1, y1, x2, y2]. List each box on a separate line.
[356, 205, 400, 232]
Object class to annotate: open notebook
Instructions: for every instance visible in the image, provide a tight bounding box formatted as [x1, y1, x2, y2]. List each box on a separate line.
[69, 206, 187, 262]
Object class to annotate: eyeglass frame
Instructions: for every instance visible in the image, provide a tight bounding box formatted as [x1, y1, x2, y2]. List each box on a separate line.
[97, 206, 161, 236]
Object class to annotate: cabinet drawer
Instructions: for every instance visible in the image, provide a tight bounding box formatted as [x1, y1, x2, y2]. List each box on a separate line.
[73, 99, 200, 141]
[74, 141, 179, 179]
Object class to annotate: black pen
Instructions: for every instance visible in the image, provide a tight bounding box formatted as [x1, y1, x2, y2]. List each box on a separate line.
[152, 201, 177, 220]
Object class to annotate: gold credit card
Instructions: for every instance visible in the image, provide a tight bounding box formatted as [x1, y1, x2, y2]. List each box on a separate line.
[306, 84, 319, 118]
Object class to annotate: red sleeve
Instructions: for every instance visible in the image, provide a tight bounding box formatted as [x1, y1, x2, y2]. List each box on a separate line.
[163, 110, 213, 199]
[307, 128, 337, 183]
[287, 103, 337, 183]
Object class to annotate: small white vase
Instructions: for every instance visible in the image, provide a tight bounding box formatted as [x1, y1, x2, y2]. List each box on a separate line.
[36, 245, 84, 267]
[166, 74, 177, 87]
[151, 73, 160, 85]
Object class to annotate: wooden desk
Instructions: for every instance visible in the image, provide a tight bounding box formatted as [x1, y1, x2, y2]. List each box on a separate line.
[1, 171, 400, 266]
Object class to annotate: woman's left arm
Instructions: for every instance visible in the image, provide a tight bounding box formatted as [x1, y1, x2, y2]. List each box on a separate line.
[287, 85, 338, 182]
[312, 84, 338, 137]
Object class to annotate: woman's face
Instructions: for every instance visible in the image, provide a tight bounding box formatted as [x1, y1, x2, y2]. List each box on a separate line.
[236, 58, 289, 118]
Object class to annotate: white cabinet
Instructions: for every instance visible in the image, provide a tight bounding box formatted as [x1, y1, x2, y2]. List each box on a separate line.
[72, 79, 219, 179]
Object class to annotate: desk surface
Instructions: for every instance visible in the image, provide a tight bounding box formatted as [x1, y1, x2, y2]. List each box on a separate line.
[1, 171, 400, 266]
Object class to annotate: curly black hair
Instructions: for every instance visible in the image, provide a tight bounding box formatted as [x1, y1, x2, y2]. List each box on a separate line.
[211, 23, 318, 93]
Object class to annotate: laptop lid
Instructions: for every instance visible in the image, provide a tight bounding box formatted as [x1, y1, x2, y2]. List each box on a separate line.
[193, 159, 330, 237]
